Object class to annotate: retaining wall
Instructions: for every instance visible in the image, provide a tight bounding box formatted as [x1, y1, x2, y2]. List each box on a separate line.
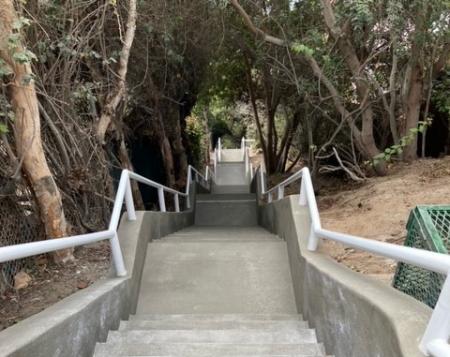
[259, 196, 431, 357]
[0, 209, 194, 357]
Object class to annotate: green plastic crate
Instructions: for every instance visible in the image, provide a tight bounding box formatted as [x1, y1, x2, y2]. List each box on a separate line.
[393, 206, 450, 308]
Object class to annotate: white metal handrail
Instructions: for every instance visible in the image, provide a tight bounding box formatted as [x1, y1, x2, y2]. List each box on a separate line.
[241, 137, 254, 182]
[0, 165, 210, 278]
[257, 165, 450, 357]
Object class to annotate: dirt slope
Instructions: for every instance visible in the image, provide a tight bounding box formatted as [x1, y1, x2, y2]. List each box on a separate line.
[318, 157, 450, 284]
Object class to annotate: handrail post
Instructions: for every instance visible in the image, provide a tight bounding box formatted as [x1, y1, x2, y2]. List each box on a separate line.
[260, 166, 266, 194]
[420, 273, 450, 355]
[268, 192, 273, 203]
[278, 185, 284, 200]
[110, 232, 127, 277]
[158, 187, 166, 212]
[125, 177, 137, 221]
[218, 137, 222, 161]
[307, 228, 319, 252]
[186, 168, 192, 209]
[245, 148, 249, 177]
[299, 176, 307, 206]
[174, 193, 180, 212]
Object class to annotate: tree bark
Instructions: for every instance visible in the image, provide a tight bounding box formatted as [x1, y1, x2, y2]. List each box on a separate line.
[402, 63, 423, 161]
[243, 53, 269, 168]
[172, 118, 188, 185]
[96, 0, 137, 144]
[0, 0, 73, 263]
[320, 0, 385, 174]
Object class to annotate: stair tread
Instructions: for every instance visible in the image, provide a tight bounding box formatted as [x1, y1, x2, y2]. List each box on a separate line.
[196, 193, 256, 200]
[106, 329, 318, 344]
[119, 320, 309, 331]
[94, 342, 325, 357]
[157, 239, 280, 243]
[129, 313, 304, 321]
[212, 185, 250, 194]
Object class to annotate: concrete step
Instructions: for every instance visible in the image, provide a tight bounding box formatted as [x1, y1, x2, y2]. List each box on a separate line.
[195, 197, 257, 226]
[129, 313, 304, 322]
[97, 354, 326, 357]
[160, 228, 279, 242]
[106, 329, 318, 344]
[196, 193, 256, 201]
[215, 162, 247, 185]
[212, 184, 251, 194]
[118, 320, 309, 331]
[97, 355, 328, 357]
[221, 149, 244, 162]
[158, 237, 278, 242]
[161, 226, 278, 239]
[96, 352, 326, 357]
[94, 342, 326, 356]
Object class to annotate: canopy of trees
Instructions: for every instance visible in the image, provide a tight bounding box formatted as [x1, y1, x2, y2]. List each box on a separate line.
[0, 0, 449, 282]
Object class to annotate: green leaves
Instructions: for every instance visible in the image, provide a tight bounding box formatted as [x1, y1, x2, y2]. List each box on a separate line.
[0, 123, 9, 134]
[0, 98, 15, 134]
[371, 120, 432, 166]
[0, 59, 13, 78]
[12, 49, 37, 65]
[12, 17, 32, 31]
[291, 42, 314, 57]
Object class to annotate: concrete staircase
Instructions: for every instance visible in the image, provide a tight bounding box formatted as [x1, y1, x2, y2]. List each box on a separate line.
[94, 314, 328, 356]
[94, 148, 330, 357]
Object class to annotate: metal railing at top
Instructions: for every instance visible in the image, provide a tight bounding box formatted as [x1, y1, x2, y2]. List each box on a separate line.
[256, 165, 450, 357]
[0, 165, 210, 278]
[213, 137, 254, 182]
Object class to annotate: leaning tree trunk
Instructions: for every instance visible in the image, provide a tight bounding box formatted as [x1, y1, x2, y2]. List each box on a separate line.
[96, 0, 137, 144]
[402, 68, 423, 161]
[0, 0, 73, 263]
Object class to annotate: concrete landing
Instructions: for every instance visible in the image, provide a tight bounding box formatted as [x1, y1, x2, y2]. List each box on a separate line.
[215, 162, 248, 186]
[136, 227, 296, 314]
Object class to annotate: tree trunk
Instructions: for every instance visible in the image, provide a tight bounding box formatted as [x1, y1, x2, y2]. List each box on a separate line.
[0, 0, 73, 262]
[243, 54, 269, 169]
[172, 118, 188, 185]
[230, 0, 386, 175]
[96, 0, 137, 144]
[320, 0, 385, 175]
[402, 67, 423, 161]
[161, 135, 176, 188]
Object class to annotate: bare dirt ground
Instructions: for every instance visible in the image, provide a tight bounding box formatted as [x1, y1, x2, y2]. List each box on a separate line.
[0, 242, 110, 331]
[317, 157, 450, 284]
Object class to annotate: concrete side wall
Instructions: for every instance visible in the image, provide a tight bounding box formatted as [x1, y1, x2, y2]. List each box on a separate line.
[0, 209, 194, 357]
[259, 196, 431, 357]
